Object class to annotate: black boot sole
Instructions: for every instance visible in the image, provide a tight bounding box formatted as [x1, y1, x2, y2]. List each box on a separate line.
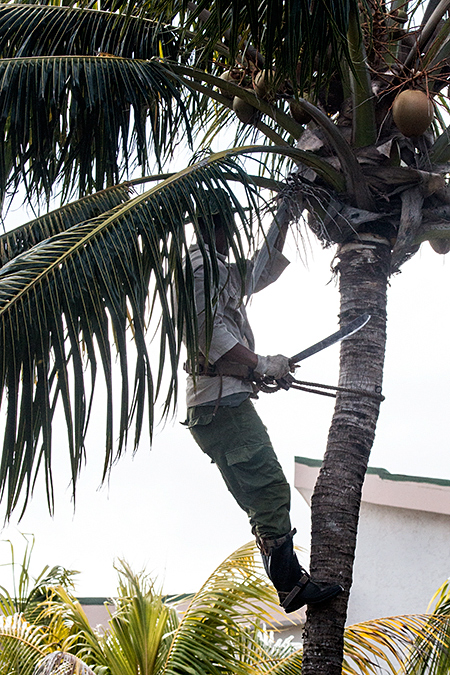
[282, 582, 343, 613]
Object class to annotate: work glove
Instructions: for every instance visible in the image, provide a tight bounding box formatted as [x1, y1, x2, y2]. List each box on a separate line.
[255, 354, 292, 380]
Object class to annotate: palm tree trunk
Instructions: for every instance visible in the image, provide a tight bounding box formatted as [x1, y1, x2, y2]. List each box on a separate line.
[301, 236, 391, 674]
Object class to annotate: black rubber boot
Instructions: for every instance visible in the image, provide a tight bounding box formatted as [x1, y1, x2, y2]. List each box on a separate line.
[256, 530, 343, 613]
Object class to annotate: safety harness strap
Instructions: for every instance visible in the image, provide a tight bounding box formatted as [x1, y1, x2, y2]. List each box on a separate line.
[255, 528, 297, 556]
[184, 357, 252, 379]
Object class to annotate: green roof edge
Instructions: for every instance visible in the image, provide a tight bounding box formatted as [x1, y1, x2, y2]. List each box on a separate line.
[295, 456, 450, 487]
[77, 593, 193, 606]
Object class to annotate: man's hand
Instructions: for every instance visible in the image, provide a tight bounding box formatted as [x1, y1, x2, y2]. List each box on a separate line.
[255, 354, 292, 380]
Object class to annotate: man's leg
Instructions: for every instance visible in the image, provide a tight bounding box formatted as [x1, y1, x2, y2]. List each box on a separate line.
[187, 399, 289, 534]
[187, 399, 342, 611]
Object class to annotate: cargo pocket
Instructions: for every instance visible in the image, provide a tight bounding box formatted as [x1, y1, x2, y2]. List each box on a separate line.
[225, 442, 289, 495]
[225, 444, 262, 466]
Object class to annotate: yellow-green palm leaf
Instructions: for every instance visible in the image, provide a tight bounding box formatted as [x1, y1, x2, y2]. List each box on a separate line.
[0, 614, 51, 675]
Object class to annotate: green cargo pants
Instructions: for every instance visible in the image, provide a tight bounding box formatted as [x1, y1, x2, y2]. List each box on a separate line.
[185, 398, 292, 539]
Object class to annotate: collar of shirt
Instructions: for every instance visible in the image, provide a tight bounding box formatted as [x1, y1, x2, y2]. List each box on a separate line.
[189, 243, 227, 264]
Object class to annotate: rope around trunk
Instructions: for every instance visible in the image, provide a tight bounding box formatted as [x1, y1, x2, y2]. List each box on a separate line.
[256, 377, 385, 402]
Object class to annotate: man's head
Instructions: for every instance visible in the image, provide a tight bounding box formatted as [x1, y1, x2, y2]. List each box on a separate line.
[196, 188, 234, 255]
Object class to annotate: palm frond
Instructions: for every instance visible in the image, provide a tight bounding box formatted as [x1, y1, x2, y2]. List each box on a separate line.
[0, 184, 132, 269]
[0, 151, 265, 518]
[403, 578, 450, 674]
[162, 542, 282, 675]
[168, 63, 372, 204]
[256, 649, 303, 675]
[46, 569, 180, 675]
[0, 56, 192, 203]
[0, 613, 49, 675]
[170, 63, 305, 140]
[93, 561, 179, 675]
[0, 534, 78, 628]
[344, 612, 450, 675]
[65, 0, 357, 92]
[45, 546, 287, 675]
[83, 0, 185, 23]
[347, 6, 376, 148]
[0, 4, 181, 60]
[179, 75, 299, 168]
[403, 0, 450, 70]
[42, 585, 108, 667]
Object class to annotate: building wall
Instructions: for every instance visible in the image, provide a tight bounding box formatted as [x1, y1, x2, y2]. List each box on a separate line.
[80, 602, 114, 629]
[80, 599, 305, 643]
[347, 501, 450, 625]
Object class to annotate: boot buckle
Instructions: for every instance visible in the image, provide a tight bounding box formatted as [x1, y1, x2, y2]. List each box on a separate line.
[281, 573, 310, 609]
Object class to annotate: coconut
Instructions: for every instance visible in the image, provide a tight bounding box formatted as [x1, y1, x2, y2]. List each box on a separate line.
[429, 237, 450, 254]
[392, 89, 434, 137]
[253, 69, 276, 98]
[289, 100, 312, 125]
[218, 70, 240, 99]
[232, 94, 257, 124]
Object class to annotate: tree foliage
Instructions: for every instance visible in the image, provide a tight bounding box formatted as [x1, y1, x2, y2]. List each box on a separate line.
[1, 541, 450, 675]
[0, 0, 362, 516]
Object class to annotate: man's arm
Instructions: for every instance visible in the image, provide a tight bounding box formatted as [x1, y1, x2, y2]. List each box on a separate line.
[246, 202, 291, 297]
[273, 213, 289, 253]
[219, 342, 258, 369]
[219, 343, 292, 380]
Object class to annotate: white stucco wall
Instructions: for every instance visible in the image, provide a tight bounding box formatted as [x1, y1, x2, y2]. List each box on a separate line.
[295, 458, 450, 627]
[347, 501, 450, 625]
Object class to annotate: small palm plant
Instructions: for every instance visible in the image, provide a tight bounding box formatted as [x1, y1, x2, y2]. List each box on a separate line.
[0, 535, 79, 675]
[1, 542, 291, 675]
[38, 545, 288, 675]
[2, 540, 450, 675]
[0, 535, 78, 624]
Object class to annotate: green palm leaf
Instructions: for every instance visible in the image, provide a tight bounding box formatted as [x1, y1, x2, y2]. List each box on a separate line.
[253, 649, 303, 675]
[0, 4, 181, 60]
[181, 0, 357, 93]
[43, 586, 108, 668]
[0, 184, 132, 269]
[344, 612, 450, 675]
[0, 536, 77, 627]
[7, 542, 450, 675]
[402, 579, 450, 674]
[43, 544, 285, 675]
[96, 562, 180, 675]
[0, 152, 262, 518]
[0, 0, 362, 207]
[0, 56, 192, 203]
[42, 570, 179, 675]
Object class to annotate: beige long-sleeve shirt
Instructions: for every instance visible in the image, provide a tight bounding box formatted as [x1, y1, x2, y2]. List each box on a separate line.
[186, 244, 289, 406]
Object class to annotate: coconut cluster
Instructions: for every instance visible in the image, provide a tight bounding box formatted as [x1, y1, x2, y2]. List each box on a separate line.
[219, 67, 312, 126]
[220, 60, 436, 138]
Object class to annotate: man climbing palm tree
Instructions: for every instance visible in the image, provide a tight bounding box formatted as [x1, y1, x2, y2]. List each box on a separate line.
[183, 192, 342, 612]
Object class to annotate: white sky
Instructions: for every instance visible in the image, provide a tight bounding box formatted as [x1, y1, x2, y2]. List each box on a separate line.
[0, 218, 449, 598]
